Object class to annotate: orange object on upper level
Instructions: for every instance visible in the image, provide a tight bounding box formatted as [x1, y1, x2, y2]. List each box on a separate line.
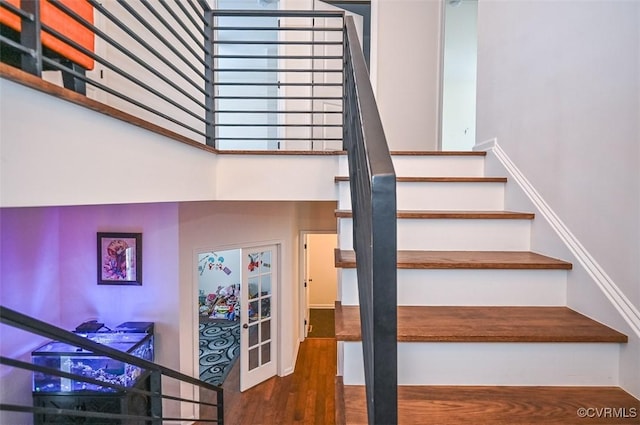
[0, 0, 94, 70]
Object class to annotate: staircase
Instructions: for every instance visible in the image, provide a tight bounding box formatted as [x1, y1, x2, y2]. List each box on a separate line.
[334, 151, 640, 424]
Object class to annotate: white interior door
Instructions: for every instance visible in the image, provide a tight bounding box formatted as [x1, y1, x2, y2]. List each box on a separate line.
[240, 245, 278, 391]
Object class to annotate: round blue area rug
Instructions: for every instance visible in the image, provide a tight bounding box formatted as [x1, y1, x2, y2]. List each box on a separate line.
[199, 320, 240, 386]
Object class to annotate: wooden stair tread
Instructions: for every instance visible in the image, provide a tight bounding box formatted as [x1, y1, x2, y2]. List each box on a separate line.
[335, 176, 506, 183]
[341, 384, 640, 424]
[389, 151, 487, 156]
[334, 303, 628, 343]
[335, 249, 573, 270]
[335, 209, 535, 219]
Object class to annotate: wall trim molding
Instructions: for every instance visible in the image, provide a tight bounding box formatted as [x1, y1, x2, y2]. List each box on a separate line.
[477, 138, 640, 339]
[283, 338, 301, 376]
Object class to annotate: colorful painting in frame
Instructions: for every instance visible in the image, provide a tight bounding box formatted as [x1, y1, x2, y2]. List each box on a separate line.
[97, 232, 142, 285]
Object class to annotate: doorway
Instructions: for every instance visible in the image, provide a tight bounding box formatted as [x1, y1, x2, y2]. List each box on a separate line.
[301, 232, 338, 339]
[441, 0, 478, 151]
[197, 249, 242, 386]
[196, 244, 280, 392]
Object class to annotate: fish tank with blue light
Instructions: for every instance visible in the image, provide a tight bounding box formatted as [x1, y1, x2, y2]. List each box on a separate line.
[31, 331, 153, 394]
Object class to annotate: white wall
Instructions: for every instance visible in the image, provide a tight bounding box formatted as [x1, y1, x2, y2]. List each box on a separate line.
[55, 203, 181, 346]
[0, 79, 343, 208]
[0, 208, 62, 425]
[370, 0, 443, 151]
[0, 79, 217, 208]
[1, 203, 182, 367]
[476, 0, 640, 310]
[476, 0, 640, 397]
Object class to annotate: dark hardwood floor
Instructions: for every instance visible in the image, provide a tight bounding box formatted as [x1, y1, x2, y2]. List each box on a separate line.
[199, 338, 337, 425]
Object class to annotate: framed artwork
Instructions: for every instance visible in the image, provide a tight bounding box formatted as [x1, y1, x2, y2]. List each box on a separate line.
[97, 232, 142, 285]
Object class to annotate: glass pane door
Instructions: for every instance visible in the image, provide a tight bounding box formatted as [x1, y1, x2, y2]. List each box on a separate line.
[241, 245, 277, 391]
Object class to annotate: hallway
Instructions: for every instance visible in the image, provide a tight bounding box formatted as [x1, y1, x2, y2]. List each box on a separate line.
[220, 338, 338, 425]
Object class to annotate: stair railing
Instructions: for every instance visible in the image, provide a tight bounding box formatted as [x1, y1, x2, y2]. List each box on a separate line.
[0, 306, 224, 424]
[343, 15, 398, 425]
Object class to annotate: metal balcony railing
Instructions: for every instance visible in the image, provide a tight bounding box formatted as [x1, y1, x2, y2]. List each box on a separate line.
[0, 306, 223, 424]
[207, 9, 344, 151]
[0, 0, 212, 144]
[0, 0, 345, 151]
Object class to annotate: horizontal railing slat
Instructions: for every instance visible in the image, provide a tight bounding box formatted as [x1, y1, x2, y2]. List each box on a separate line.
[213, 54, 343, 59]
[213, 25, 343, 32]
[212, 40, 343, 45]
[212, 9, 344, 18]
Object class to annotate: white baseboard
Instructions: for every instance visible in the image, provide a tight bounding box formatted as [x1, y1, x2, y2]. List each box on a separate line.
[309, 304, 336, 309]
[477, 138, 640, 339]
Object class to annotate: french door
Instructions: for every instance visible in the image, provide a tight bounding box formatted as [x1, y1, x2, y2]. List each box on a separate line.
[240, 245, 278, 391]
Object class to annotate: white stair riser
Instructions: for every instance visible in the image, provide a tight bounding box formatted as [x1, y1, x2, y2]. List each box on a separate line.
[339, 268, 568, 306]
[337, 181, 505, 210]
[338, 217, 531, 251]
[341, 341, 619, 386]
[338, 155, 486, 177]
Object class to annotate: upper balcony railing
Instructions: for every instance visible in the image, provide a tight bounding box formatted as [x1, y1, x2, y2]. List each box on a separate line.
[0, 0, 344, 151]
[207, 8, 344, 151]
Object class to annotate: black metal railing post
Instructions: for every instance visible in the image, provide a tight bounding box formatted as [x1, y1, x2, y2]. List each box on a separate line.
[150, 370, 162, 425]
[204, 8, 215, 148]
[18, 0, 42, 76]
[217, 387, 225, 425]
[343, 15, 397, 425]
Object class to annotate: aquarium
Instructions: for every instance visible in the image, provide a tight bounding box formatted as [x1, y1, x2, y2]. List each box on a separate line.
[32, 332, 153, 393]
